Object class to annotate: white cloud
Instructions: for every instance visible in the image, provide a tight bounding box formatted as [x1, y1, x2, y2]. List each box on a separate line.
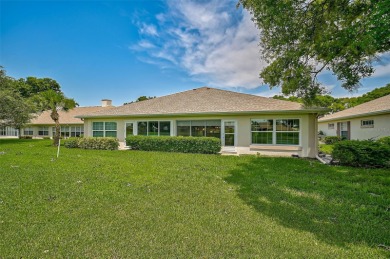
[132, 0, 265, 89]
[372, 63, 390, 78]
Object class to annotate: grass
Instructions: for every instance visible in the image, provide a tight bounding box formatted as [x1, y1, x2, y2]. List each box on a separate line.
[0, 139, 389, 258]
[319, 143, 334, 154]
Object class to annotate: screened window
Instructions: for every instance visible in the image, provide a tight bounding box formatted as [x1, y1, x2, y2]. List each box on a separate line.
[176, 120, 221, 138]
[24, 127, 34, 136]
[137, 121, 171, 136]
[251, 119, 300, 145]
[70, 126, 84, 137]
[93, 122, 117, 137]
[328, 123, 334, 129]
[38, 127, 49, 136]
[361, 120, 374, 128]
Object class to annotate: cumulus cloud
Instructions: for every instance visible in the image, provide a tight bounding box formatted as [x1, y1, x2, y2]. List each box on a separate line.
[132, 0, 265, 89]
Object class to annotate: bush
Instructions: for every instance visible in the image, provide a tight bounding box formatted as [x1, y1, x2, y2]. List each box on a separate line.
[377, 136, 390, 146]
[126, 135, 221, 154]
[19, 136, 32, 139]
[64, 137, 119, 150]
[324, 136, 342, 144]
[64, 137, 79, 148]
[332, 140, 390, 168]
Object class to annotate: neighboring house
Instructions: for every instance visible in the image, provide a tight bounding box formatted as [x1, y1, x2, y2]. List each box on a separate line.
[318, 94, 390, 140]
[78, 87, 324, 157]
[0, 99, 113, 138]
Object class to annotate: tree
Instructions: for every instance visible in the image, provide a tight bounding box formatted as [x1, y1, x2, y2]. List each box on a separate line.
[239, 0, 390, 105]
[35, 90, 77, 146]
[124, 96, 156, 105]
[0, 68, 35, 134]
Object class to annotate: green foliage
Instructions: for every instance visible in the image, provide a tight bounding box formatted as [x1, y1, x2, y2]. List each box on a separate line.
[324, 136, 342, 145]
[332, 140, 390, 168]
[273, 84, 390, 113]
[239, 0, 390, 104]
[63, 137, 80, 148]
[319, 144, 333, 155]
[126, 135, 221, 154]
[18, 136, 32, 139]
[377, 136, 390, 146]
[75, 137, 119, 150]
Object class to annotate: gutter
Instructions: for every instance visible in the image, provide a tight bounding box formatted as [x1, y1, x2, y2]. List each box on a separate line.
[76, 108, 327, 119]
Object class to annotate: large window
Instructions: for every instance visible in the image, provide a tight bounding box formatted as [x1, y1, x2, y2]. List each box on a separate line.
[93, 122, 117, 137]
[251, 119, 273, 144]
[137, 121, 171, 136]
[24, 127, 34, 136]
[38, 127, 49, 136]
[176, 120, 221, 138]
[251, 119, 300, 145]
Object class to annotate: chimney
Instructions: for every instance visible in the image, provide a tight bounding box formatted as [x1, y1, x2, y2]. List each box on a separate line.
[101, 99, 112, 107]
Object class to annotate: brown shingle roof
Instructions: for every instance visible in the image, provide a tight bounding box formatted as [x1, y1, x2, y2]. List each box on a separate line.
[78, 87, 318, 118]
[319, 94, 390, 122]
[29, 106, 113, 125]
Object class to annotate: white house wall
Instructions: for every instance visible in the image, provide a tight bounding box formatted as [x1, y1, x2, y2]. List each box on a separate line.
[318, 114, 390, 140]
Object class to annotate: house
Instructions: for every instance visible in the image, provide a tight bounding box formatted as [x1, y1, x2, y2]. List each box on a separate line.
[0, 99, 114, 139]
[77, 87, 323, 157]
[318, 94, 390, 140]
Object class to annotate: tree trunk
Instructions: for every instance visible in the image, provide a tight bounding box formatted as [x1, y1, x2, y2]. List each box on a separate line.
[51, 109, 60, 146]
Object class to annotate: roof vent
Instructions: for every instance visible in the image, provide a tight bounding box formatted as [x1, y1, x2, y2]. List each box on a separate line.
[101, 99, 112, 107]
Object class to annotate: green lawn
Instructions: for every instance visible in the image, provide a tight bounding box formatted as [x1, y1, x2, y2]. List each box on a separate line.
[0, 139, 389, 258]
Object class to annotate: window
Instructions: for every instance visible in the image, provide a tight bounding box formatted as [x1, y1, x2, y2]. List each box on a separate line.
[38, 127, 49, 136]
[276, 119, 300, 145]
[137, 121, 171, 136]
[93, 122, 117, 137]
[251, 119, 273, 144]
[24, 127, 34, 136]
[328, 123, 334, 129]
[251, 119, 300, 145]
[70, 126, 84, 137]
[361, 120, 374, 128]
[176, 120, 221, 138]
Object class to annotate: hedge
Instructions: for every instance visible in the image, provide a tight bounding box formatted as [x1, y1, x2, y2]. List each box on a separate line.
[126, 135, 221, 154]
[64, 137, 119, 150]
[378, 136, 390, 146]
[324, 136, 342, 144]
[332, 140, 390, 168]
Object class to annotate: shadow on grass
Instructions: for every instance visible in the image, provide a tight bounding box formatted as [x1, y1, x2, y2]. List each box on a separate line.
[225, 156, 390, 250]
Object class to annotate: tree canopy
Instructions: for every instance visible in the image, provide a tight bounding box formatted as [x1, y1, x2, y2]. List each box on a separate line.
[239, 0, 390, 105]
[273, 83, 390, 113]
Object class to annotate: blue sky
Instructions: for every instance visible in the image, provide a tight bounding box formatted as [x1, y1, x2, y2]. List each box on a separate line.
[1, 0, 389, 106]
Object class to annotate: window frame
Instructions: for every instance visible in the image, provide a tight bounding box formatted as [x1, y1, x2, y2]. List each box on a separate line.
[251, 118, 301, 146]
[361, 119, 374, 128]
[328, 123, 334, 129]
[23, 127, 34, 136]
[38, 126, 49, 136]
[92, 122, 118, 138]
[176, 120, 221, 138]
[135, 120, 173, 137]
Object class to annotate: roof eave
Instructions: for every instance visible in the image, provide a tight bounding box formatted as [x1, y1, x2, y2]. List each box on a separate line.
[319, 109, 390, 122]
[77, 109, 325, 119]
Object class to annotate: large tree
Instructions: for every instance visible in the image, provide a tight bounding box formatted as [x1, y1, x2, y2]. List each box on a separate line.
[0, 68, 35, 134]
[35, 90, 77, 146]
[239, 0, 390, 105]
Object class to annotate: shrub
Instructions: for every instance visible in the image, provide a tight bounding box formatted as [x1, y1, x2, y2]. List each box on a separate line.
[377, 136, 390, 146]
[19, 136, 32, 139]
[324, 136, 342, 144]
[126, 135, 221, 154]
[64, 137, 79, 148]
[332, 140, 390, 168]
[64, 137, 119, 150]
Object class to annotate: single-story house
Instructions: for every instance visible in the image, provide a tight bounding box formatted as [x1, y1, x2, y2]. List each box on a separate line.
[0, 99, 113, 138]
[318, 94, 390, 140]
[78, 87, 324, 157]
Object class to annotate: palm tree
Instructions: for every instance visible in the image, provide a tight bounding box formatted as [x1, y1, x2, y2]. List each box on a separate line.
[37, 90, 77, 146]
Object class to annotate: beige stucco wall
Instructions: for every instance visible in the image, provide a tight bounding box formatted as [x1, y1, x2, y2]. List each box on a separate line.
[318, 113, 390, 140]
[84, 113, 318, 158]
